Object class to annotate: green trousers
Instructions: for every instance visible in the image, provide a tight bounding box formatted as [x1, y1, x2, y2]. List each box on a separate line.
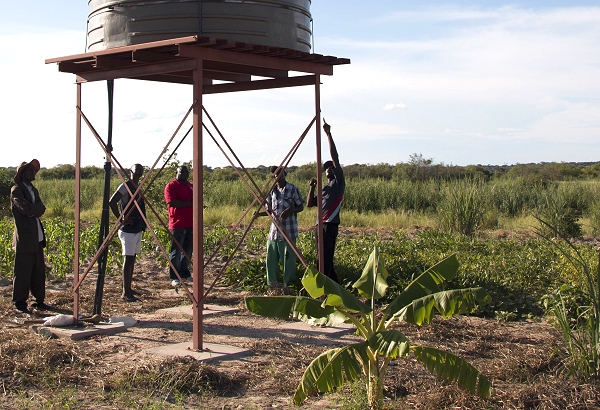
[266, 238, 296, 287]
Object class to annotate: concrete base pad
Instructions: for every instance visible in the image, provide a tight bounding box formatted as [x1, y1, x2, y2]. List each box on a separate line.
[146, 342, 250, 362]
[31, 323, 127, 340]
[276, 321, 355, 336]
[157, 304, 239, 319]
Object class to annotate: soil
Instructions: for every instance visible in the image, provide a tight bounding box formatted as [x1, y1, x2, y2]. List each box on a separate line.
[1, 256, 599, 410]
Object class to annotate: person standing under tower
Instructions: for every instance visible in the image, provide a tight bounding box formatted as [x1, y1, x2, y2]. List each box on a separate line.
[164, 165, 194, 287]
[255, 166, 304, 295]
[307, 120, 345, 283]
[11, 159, 49, 314]
[110, 164, 146, 302]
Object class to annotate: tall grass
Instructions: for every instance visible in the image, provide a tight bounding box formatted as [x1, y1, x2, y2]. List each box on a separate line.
[36, 179, 120, 220]
[536, 218, 600, 379]
[536, 183, 587, 238]
[437, 178, 488, 236]
[489, 178, 543, 216]
[31, 176, 600, 236]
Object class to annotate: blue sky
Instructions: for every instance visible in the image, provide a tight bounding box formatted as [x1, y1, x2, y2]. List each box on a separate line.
[1, 1, 600, 169]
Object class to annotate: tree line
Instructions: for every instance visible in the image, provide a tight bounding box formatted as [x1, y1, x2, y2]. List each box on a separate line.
[2, 157, 600, 185]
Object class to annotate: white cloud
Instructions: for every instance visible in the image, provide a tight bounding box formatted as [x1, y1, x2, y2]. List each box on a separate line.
[321, 6, 600, 104]
[384, 103, 407, 110]
[124, 112, 148, 122]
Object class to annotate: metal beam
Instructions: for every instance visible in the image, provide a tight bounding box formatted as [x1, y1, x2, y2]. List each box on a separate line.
[179, 45, 334, 76]
[202, 60, 288, 79]
[76, 59, 198, 83]
[203, 75, 315, 94]
[192, 60, 204, 351]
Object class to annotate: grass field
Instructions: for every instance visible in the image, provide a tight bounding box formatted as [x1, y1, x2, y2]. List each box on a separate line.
[1, 173, 599, 408]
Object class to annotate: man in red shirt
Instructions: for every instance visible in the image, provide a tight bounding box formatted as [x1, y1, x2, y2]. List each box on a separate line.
[164, 165, 194, 286]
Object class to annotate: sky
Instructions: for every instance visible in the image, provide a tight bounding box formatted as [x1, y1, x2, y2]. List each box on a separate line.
[1, 1, 600, 169]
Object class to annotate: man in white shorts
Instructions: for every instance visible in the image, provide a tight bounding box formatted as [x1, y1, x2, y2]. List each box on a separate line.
[109, 164, 146, 302]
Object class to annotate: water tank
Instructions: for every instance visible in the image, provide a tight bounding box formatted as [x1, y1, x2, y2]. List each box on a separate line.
[87, 0, 312, 52]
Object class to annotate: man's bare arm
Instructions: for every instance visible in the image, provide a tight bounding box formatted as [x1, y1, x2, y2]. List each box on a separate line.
[307, 179, 317, 207]
[323, 120, 340, 168]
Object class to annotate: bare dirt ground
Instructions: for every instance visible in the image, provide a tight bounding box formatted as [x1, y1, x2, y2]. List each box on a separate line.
[1, 256, 599, 409]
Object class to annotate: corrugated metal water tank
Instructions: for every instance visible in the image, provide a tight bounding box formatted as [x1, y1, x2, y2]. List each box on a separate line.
[87, 0, 312, 52]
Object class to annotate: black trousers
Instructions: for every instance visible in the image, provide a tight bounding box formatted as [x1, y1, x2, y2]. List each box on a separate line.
[12, 242, 45, 308]
[316, 223, 339, 283]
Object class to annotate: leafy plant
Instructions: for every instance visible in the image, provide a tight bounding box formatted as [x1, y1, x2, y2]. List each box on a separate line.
[246, 247, 492, 409]
[536, 217, 600, 379]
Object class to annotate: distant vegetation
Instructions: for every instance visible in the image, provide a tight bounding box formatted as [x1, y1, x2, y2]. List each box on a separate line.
[3, 154, 599, 183]
[2, 156, 600, 236]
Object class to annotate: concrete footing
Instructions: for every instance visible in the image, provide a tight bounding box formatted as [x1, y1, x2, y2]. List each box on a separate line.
[156, 304, 239, 319]
[31, 322, 127, 340]
[146, 341, 250, 362]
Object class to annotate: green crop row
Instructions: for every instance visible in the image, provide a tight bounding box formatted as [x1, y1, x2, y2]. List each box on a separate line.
[224, 227, 595, 320]
[0, 217, 595, 320]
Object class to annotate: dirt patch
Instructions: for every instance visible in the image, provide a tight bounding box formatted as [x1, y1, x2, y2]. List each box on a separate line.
[1, 257, 599, 409]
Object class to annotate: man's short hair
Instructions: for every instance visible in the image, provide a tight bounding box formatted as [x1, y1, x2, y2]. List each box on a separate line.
[131, 164, 144, 175]
[270, 165, 286, 175]
[323, 160, 334, 170]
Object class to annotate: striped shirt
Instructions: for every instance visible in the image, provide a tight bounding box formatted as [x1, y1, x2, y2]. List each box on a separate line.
[266, 182, 304, 241]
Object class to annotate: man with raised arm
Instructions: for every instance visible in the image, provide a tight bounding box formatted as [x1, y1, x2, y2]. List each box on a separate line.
[307, 120, 345, 283]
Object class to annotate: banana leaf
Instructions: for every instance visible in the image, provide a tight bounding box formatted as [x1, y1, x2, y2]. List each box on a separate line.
[302, 266, 371, 314]
[368, 329, 411, 359]
[297, 310, 350, 327]
[383, 254, 459, 317]
[413, 346, 492, 398]
[245, 295, 334, 319]
[390, 287, 491, 326]
[353, 246, 389, 300]
[293, 344, 365, 405]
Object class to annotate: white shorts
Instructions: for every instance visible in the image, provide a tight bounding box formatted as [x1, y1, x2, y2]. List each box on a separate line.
[118, 230, 142, 256]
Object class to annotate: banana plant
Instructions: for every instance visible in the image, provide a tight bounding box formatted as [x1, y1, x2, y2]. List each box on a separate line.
[245, 247, 493, 410]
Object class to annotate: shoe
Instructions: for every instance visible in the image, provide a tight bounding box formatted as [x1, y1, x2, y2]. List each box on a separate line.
[283, 286, 295, 296]
[171, 279, 181, 287]
[31, 302, 53, 311]
[14, 305, 31, 314]
[131, 290, 141, 296]
[183, 276, 193, 283]
[121, 296, 139, 302]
